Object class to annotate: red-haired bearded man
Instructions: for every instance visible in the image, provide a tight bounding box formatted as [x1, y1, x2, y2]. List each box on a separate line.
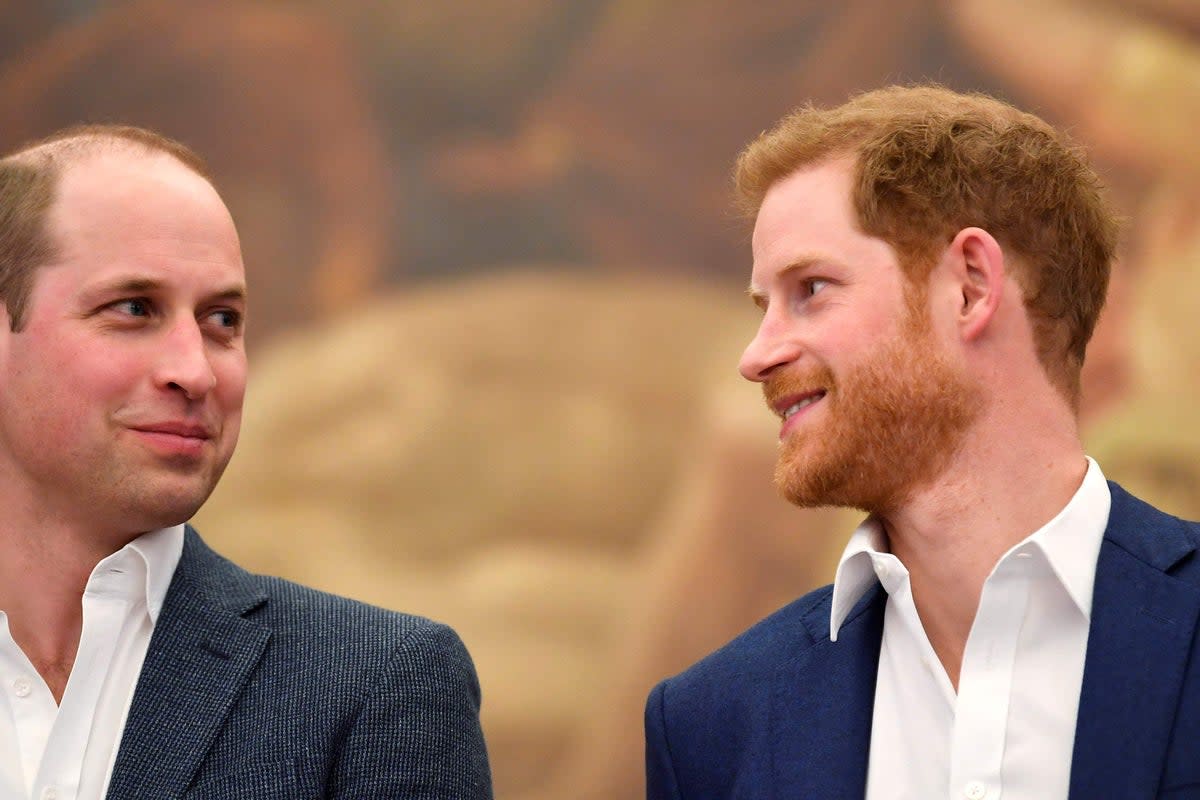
[645, 85, 1200, 800]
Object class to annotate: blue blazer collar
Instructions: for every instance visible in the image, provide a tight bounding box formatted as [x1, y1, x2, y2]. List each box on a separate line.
[106, 528, 271, 799]
[767, 483, 1200, 800]
[1069, 483, 1200, 799]
[770, 583, 884, 800]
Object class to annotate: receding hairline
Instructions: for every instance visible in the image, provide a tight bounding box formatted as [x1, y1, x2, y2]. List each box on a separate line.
[0, 125, 219, 332]
[1, 124, 212, 183]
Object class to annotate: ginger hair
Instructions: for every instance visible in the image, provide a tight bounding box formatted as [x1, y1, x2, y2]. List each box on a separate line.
[735, 85, 1120, 404]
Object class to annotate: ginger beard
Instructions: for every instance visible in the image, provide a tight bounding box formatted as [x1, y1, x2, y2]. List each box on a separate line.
[765, 291, 982, 514]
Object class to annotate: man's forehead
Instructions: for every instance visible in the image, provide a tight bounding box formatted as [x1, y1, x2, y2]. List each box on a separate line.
[754, 159, 856, 231]
[78, 273, 247, 299]
[749, 162, 855, 268]
[50, 150, 234, 238]
[55, 149, 205, 203]
[39, 150, 245, 291]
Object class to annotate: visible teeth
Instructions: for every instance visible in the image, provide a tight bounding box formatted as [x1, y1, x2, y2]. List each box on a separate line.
[783, 394, 822, 420]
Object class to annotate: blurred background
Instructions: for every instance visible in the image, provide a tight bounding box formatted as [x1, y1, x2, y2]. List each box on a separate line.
[2, 0, 1197, 796]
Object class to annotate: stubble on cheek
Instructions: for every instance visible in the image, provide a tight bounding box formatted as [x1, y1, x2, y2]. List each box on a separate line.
[771, 329, 982, 514]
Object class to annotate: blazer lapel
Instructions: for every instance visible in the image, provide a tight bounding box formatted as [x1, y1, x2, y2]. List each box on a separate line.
[1069, 484, 1200, 800]
[771, 585, 884, 800]
[105, 529, 271, 800]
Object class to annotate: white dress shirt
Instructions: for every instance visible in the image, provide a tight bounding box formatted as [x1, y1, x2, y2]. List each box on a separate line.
[830, 458, 1111, 800]
[0, 525, 184, 800]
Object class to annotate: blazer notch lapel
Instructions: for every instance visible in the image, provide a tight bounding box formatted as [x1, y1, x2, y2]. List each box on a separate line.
[106, 578, 272, 799]
[1069, 543, 1200, 800]
[772, 586, 883, 798]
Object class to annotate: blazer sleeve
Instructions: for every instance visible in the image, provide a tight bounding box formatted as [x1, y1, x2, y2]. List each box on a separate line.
[645, 680, 684, 800]
[330, 620, 493, 799]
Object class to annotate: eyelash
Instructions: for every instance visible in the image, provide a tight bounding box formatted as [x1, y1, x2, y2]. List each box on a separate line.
[112, 298, 151, 317]
[208, 309, 242, 330]
[752, 277, 832, 314]
[106, 299, 242, 332]
[802, 278, 830, 297]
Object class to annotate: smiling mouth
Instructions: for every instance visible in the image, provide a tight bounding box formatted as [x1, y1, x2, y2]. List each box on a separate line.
[130, 422, 214, 439]
[779, 391, 827, 421]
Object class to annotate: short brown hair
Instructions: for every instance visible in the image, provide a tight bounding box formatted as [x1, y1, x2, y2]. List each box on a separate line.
[0, 124, 211, 330]
[735, 85, 1120, 404]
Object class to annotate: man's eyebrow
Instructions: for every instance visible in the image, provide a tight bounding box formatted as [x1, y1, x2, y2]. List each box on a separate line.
[83, 277, 248, 302]
[209, 286, 248, 303]
[88, 277, 162, 295]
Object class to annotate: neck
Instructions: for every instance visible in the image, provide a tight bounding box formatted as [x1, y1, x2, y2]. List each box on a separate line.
[877, 403, 1087, 688]
[0, 512, 135, 702]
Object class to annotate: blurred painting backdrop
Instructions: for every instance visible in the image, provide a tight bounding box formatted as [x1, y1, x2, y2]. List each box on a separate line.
[2, 1, 1198, 796]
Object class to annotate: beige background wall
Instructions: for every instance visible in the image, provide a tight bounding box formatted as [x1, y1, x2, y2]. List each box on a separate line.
[2, 2, 1197, 796]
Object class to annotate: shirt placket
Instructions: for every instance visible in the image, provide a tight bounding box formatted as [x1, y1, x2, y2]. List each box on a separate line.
[33, 576, 133, 800]
[0, 612, 59, 798]
[948, 555, 1033, 800]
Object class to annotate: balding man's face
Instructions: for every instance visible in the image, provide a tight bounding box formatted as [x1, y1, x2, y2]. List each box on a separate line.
[0, 151, 247, 543]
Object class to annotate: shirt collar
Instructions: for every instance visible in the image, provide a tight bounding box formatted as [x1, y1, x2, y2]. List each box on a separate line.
[829, 516, 888, 642]
[828, 457, 1111, 641]
[88, 525, 185, 623]
[1016, 456, 1110, 619]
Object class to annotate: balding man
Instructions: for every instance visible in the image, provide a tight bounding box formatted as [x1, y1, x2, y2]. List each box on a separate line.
[645, 85, 1200, 799]
[0, 126, 492, 799]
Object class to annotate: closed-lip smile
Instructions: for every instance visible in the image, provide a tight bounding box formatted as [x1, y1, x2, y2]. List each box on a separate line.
[127, 421, 216, 459]
[130, 421, 214, 439]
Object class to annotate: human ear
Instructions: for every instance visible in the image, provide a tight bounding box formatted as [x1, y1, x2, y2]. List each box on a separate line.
[950, 226, 1005, 342]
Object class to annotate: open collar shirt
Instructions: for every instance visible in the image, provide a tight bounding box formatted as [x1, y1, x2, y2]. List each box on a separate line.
[0, 525, 183, 800]
[830, 458, 1111, 800]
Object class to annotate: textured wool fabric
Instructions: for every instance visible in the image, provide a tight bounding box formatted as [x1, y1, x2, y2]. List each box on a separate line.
[645, 483, 1200, 799]
[104, 528, 492, 799]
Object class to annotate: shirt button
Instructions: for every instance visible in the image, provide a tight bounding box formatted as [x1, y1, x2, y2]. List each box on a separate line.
[12, 676, 32, 698]
[964, 780, 987, 800]
[41, 787, 58, 800]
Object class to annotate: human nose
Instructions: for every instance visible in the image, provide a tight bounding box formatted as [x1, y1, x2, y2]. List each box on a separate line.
[738, 314, 801, 382]
[155, 319, 217, 400]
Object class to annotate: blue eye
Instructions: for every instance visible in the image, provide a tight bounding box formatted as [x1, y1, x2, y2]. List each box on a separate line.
[209, 309, 241, 328]
[114, 298, 151, 317]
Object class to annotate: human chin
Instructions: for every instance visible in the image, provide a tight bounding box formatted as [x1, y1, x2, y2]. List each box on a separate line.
[773, 333, 980, 513]
[121, 445, 233, 529]
[772, 388, 871, 510]
[124, 473, 220, 529]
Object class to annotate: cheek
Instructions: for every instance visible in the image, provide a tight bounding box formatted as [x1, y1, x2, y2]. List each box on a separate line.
[71, 357, 149, 402]
[9, 366, 121, 449]
[213, 355, 248, 411]
[13, 339, 134, 406]
[822, 319, 895, 365]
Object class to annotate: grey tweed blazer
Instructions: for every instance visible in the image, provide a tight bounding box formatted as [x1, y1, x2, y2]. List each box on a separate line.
[103, 527, 493, 799]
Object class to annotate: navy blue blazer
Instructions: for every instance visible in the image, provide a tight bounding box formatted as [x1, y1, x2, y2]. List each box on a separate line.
[104, 528, 493, 799]
[646, 483, 1200, 799]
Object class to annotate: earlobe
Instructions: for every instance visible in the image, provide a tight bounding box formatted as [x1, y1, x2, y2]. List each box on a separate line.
[953, 227, 1005, 342]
